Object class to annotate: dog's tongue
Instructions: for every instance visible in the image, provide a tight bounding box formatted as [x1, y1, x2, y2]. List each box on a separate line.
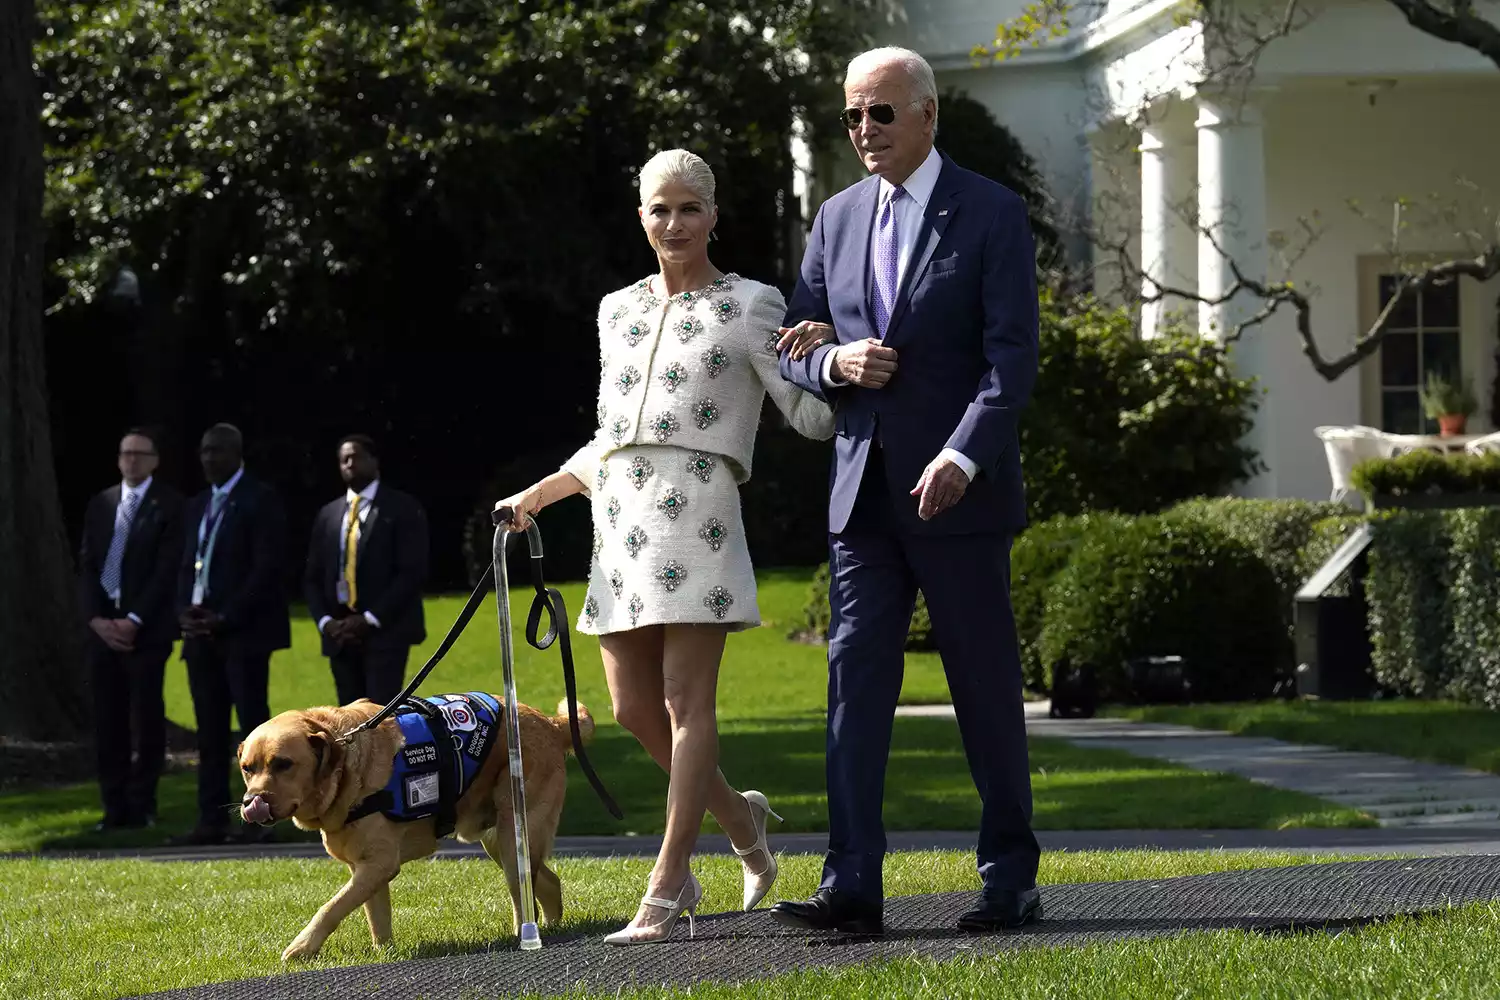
[242, 795, 273, 825]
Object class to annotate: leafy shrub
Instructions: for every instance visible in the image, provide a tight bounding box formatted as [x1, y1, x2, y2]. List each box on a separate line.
[1038, 514, 1285, 702]
[1164, 498, 1360, 660]
[1022, 289, 1263, 522]
[1351, 451, 1500, 497]
[1011, 512, 1131, 691]
[1445, 508, 1500, 708]
[1364, 512, 1454, 696]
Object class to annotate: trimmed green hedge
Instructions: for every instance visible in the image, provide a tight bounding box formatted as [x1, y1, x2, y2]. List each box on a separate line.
[1365, 511, 1454, 696]
[1446, 508, 1500, 708]
[1012, 512, 1131, 691]
[1352, 451, 1500, 497]
[1365, 507, 1500, 707]
[1164, 498, 1362, 654]
[796, 498, 1367, 701]
[1038, 513, 1286, 701]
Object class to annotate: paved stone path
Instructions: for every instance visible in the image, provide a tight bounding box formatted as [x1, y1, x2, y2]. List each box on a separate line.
[896, 701, 1500, 828]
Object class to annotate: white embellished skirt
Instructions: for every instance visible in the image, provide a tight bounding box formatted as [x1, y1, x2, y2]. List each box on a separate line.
[579, 444, 760, 635]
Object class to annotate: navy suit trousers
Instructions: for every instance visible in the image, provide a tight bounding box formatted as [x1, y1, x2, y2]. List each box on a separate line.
[820, 452, 1040, 900]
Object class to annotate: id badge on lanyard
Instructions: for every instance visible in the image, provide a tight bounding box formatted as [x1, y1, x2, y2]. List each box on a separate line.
[192, 499, 228, 605]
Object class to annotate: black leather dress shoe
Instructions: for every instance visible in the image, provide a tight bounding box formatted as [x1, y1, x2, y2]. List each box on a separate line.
[957, 887, 1042, 931]
[769, 887, 884, 935]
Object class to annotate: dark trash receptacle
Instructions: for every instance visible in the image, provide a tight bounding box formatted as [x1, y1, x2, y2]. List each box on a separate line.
[1294, 523, 1375, 700]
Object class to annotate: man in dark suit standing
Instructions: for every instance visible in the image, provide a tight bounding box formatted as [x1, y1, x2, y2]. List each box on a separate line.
[304, 434, 428, 707]
[77, 428, 184, 831]
[772, 46, 1042, 934]
[172, 422, 291, 845]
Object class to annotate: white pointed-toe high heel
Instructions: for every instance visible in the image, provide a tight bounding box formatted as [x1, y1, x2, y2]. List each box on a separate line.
[603, 872, 703, 946]
[735, 789, 783, 911]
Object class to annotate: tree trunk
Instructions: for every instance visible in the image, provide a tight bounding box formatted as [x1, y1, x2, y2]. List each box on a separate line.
[0, 0, 91, 741]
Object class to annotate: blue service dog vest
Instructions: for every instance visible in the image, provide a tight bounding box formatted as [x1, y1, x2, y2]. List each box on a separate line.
[345, 692, 502, 838]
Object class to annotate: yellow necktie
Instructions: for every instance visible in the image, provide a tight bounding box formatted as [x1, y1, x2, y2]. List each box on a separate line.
[343, 497, 361, 608]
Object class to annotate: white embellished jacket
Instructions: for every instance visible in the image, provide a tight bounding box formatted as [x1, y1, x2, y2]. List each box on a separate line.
[562, 273, 834, 492]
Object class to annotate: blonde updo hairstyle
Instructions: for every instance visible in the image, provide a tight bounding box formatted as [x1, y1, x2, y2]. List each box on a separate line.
[637, 149, 716, 209]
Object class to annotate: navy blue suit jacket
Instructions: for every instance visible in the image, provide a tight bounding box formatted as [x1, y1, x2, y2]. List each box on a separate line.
[176, 472, 292, 655]
[779, 153, 1040, 536]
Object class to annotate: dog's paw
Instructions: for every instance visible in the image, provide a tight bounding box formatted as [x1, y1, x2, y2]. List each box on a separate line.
[281, 935, 322, 962]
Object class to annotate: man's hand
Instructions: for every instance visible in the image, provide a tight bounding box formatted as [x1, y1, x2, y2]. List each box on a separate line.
[910, 457, 970, 521]
[114, 618, 139, 652]
[90, 616, 132, 653]
[341, 616, 371, 645]
[832, 339, 898, 388]
[776, 320, 835, 361]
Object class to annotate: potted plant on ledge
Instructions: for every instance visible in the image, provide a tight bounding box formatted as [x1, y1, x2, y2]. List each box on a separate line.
[1420, 372, 1478, 437]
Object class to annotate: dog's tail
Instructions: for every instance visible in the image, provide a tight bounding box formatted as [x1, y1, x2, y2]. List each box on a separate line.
[556, 698, 595, 750]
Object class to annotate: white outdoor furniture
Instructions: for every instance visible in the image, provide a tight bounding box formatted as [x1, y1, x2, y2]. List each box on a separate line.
[1315, 425, 1400, 505]
[1465, 430, 1500, 455]
[1384, 432, 1482, 455]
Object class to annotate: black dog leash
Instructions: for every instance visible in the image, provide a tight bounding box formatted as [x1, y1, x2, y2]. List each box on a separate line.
[338, 509, 622, 820]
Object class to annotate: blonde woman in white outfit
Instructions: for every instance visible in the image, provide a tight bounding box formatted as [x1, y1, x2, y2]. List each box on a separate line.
[495, 149, 834, 945]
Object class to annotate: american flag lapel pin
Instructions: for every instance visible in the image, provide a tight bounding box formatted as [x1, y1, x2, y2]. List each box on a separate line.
[938, 209, 949, 216]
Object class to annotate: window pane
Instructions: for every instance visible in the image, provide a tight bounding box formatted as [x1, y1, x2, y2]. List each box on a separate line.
[1381, 331, 1419, 386]
[1382, 390, 1420, 434]
[1379, 275, 1419, 329]
[1423, 330, 1461, 384]
[1423, 280, 1460, 328]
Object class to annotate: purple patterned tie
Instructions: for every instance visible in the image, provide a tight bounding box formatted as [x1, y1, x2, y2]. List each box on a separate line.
[872, 185, 906, 339]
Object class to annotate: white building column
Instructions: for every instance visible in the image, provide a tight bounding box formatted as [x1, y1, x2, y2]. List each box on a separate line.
[1137, 116, 1197, 338]
[1197, 90, 1276, 496]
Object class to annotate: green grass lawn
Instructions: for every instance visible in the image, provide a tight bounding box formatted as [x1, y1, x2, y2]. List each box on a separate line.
[1109, 699, 1500, 773]
[0, 571, 1375, 854]
[2, 849, 1455, 1000]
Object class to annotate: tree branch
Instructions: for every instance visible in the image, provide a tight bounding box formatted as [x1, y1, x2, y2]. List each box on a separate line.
[1383, 0, 1500, 69]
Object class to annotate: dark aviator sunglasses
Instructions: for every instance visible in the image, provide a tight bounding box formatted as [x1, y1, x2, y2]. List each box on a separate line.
[840, 103, 903, 129]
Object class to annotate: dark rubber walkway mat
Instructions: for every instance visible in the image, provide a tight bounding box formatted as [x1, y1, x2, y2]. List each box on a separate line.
[134, 855, 1500, 999]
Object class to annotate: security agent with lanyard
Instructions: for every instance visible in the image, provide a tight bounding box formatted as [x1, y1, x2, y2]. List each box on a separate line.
[172, 422, 291, 846]
[304, 434, 429, 707]
[77, 427, 184, 831]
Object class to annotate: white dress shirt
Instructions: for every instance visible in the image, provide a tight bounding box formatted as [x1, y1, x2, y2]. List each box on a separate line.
[318, 479, 382, 634]
[820, 146, 978, 481]
[113, 475, 153, 624]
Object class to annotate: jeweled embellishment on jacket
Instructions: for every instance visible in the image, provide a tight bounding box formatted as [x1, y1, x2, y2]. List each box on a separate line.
[655, 560, 687, 593]
[651, 412, 680, 444]
[592, 530, 603, 559]
[608, 304, 629, 328]
[624, 321, 650, 347]
[694, 398, 721, 430]
[616, 366, 642, 394]
[657, 488, 687, 520]
[763, 333, 779, 355]
[675, 316, 704, 343]
[584, 595, 599, 624]
[596, 401, 606, 427]
[628, 593, 644, 626]
[713, 297, 742, 324]
[606, 496, 621, 528]
[624, 526, 649, 558]
[596, 465, 608, 491]
[701, 345, 729, 378]
[704, 586, 734, 619]
[659, 362, 689, 392]
[610, 416, 630, 445]
[699, 517, 728, 552]
[686, 451, 716, 484]
[627, 456, 654, 490]
[610, 569, 624, 598]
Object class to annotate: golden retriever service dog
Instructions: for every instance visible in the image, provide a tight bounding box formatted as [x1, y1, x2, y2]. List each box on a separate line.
[237, 692, 589, 961]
